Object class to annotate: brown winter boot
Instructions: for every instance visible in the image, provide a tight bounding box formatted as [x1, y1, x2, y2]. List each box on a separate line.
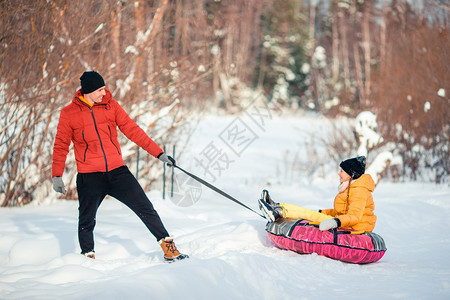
[83, 251, 95, 259]
[159, 237, 189, 263]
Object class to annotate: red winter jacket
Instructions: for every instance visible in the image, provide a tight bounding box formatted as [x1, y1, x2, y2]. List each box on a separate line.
[52, 89, 163, 177]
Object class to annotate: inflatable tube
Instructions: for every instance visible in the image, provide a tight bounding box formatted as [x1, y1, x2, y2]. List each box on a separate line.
[266, 218, 386, 264]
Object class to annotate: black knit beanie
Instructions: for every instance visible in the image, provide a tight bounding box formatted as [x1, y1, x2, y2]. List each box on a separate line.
[340, 156, 366, 179]
[80, 71, 105, 94]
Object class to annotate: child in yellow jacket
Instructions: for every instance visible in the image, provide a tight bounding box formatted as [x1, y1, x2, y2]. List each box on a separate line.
[258, 156, 377, 232]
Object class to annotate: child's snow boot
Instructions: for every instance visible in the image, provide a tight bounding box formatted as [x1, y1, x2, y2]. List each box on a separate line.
[159, 237, 189, 263]
[258, 198, 283, 222]
[261, 189, 278, 206]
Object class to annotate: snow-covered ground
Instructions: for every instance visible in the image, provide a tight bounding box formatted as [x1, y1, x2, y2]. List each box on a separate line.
[1, 112, 449, 299]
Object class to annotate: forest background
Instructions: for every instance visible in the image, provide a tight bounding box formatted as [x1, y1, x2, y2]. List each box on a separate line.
[0, 0, 448, 206]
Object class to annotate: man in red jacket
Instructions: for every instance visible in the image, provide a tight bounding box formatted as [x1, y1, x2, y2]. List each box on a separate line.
[52, 71, 188, 262]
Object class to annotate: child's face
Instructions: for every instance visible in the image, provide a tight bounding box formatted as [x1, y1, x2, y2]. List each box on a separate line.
[338, 168, 352, 183]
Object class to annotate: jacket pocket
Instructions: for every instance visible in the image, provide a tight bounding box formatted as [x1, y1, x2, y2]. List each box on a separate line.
[82, 131, 88, 162]
[108, 125, 121, 155]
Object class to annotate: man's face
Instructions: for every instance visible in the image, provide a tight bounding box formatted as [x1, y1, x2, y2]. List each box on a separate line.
[85, 87, 106, 104]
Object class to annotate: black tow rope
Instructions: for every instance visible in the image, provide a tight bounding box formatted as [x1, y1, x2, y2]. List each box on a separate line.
[174, 165, 265, 219]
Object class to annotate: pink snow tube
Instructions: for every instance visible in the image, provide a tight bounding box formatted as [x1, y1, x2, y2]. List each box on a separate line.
[266, 219, 386, 264]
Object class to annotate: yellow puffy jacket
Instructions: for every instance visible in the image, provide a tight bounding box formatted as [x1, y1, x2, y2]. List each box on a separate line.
[321, 174, 377, 232]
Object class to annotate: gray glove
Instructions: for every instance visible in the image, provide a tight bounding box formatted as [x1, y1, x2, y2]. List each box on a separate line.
[158, 153, 176, 167]
[52, 177, 66, 194]
[319, 218, 340, 231]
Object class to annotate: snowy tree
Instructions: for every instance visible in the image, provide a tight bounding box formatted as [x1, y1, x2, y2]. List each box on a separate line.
[355, 111, 402, 184]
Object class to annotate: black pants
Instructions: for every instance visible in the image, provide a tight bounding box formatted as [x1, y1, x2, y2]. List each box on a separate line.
[76, 166, 169, 254]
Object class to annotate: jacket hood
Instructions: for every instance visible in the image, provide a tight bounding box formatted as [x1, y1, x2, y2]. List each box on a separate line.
[72, 88, 112, 107]
[351, 174, 375, 192]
